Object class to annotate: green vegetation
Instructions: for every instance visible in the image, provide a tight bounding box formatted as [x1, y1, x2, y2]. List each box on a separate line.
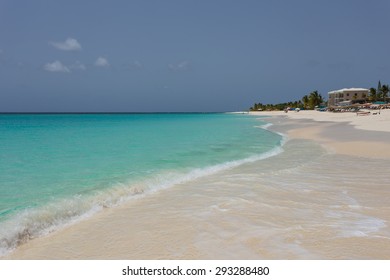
[250, 81, 389, 111]
[302, 91, 324, 109]
[250, 101, 303, 111]
[369, 81, 389, 102]
[250, 90, 325, 111]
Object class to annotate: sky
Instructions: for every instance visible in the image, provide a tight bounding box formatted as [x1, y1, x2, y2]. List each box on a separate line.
[1, 0, 390, 112]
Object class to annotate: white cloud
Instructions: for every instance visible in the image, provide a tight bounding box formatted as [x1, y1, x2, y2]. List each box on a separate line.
[95, 56, 109, 67]
[70, 61, 86, 70]
[49, 38, 82, 51]
[169, 61, 189, 71]
[44, 60, 70, 72]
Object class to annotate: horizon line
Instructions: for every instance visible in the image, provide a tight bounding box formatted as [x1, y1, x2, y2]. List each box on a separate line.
[0, 111, 243, 114]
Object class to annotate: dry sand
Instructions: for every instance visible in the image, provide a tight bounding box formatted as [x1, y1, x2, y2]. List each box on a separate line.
[251, 108, 390, 132]
[251, 109, 390, 158]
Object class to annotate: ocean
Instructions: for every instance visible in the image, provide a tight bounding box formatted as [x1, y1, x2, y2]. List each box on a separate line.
[0, 113, 283, 256]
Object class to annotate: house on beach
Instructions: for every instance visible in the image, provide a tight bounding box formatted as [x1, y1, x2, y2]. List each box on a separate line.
[328, 88, 369, 107]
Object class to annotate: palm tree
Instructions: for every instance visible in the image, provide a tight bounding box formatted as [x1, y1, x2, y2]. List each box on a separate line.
[302, 95, 309, 109]
[369, 88, 377, 102]
[377, 81, 383, 100]
[381, 84, 389, 102]
[308, 91, 323, 109]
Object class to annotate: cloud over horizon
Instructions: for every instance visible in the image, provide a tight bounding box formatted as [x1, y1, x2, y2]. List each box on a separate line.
[168, 61, 190, 71]
[49, 38, 82, 51]
[44, 60, 70, 72]
[95, 57, 109, 67]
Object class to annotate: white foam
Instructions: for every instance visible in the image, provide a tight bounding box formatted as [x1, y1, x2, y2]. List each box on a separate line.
[0, 144, 285, 257]
[325, 210, 386, 238]
[256, 123, 273, 129]
[142, 144, 285, 195]
[254, 119, 288, 147]
[0, 197, 103, 256]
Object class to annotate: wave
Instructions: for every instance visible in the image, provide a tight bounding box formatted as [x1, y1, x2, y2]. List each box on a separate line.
[0, 141, 285, 257]
[256, 123, 273, 129]
[255, 119, 288, 147]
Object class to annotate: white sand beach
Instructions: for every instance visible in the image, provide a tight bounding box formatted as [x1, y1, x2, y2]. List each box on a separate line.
[3, 110, 390, 259]
[251, 108, 390, 132]
[251, 109, 390, 158]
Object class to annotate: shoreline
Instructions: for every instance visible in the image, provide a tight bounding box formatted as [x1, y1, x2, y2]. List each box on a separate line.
[250, 109, 390, 132]
[3, 111, 390, 259]
[250, 110, 390, 159]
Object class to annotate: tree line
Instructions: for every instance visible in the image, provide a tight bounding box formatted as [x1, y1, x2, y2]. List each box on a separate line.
[250, 81, 389, 111]
[250, 90, 324, 111]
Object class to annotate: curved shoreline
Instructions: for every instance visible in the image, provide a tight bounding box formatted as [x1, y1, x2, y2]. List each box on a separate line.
[251, 110, 390, 159]
[1, 116, 284, 259]
[3, 112, 390, 259]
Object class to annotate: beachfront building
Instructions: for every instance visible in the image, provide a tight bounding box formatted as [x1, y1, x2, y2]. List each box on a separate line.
[328, 88, 369, 107]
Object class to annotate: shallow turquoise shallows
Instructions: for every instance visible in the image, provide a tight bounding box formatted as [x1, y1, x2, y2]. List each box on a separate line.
[0, 113, 282, 255]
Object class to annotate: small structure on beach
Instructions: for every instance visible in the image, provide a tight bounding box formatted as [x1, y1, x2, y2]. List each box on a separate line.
[328, 88, 369, 107]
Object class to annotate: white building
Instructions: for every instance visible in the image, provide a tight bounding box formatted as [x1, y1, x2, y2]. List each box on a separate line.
[328, 88, 369, 106]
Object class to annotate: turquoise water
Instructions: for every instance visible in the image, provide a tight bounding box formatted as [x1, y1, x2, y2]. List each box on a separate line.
[0, 113, 282, 255]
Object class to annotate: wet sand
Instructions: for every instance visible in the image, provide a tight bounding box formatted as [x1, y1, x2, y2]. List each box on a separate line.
[4, 111, 390, 259]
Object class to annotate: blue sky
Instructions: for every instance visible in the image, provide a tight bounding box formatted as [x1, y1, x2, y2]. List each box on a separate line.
[1, 0, 389, 112]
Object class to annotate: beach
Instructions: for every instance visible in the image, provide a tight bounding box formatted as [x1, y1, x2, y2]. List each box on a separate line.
[3, 111, 390, 259]
[253, 109, 390, 158]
